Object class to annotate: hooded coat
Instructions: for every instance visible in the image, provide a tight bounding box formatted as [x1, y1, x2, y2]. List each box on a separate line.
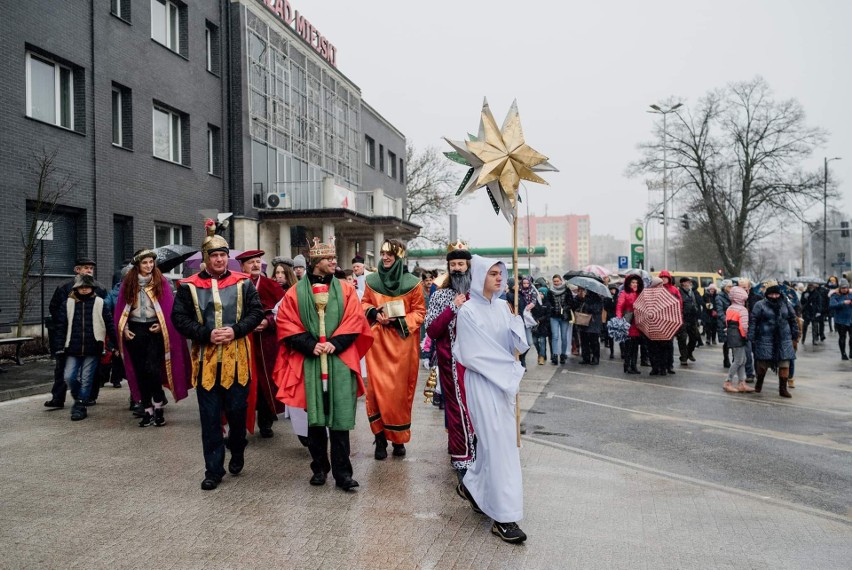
[616, 274, 644, 337]
[453, 255, 527, 523]
[748, 295, 799, 363]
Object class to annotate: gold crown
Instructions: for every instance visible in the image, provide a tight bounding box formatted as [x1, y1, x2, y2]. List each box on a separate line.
[309, 236, 336, 259]
[446, 240, 468, 253]
[380, 240, 406, 258]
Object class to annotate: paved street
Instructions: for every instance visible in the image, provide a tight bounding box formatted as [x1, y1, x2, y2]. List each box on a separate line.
[1, 337, 851, 569]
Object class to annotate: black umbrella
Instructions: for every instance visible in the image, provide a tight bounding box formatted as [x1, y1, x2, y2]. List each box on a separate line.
[563, 270, 604, 284]
[124, 245, 198, 274]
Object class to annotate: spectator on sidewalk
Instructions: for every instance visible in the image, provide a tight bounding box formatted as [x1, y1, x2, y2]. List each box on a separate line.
[749, 282, 799, 398]
[829, 279, 852, 360]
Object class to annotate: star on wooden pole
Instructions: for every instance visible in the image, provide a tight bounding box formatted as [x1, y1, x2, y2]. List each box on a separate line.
[444, 98, 557, 224]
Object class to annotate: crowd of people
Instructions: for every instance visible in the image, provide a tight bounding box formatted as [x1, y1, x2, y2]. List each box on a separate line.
[41, 231, 529, 544]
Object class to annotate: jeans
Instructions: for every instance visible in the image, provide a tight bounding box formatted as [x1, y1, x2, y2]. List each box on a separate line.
[550, 318, 571, 358]
[745, 339, 755, 377]
[534, 335, 549, 358]
[726, 347, 747, 382]
[64, 355, 97, 402]
[197, 380, 249, 480]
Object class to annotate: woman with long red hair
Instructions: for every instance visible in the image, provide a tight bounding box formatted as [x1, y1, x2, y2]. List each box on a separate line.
[115, 249, 190, 427]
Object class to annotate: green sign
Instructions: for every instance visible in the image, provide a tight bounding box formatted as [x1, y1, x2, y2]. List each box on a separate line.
[630, 243, 645, 269]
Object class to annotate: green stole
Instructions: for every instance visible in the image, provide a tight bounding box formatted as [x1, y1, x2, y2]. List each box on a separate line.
[296, 277, 358, 430]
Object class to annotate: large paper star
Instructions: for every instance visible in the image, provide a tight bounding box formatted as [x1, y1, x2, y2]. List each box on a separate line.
[444, 98, 557, 224]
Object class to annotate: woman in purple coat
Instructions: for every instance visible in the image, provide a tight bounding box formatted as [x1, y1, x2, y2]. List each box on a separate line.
[115, 249, 190, 427]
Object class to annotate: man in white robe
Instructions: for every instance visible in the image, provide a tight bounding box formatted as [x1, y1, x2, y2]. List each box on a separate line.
[453, 255, 528, 543]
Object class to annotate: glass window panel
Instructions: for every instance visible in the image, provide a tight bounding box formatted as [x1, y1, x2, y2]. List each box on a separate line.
[151, 0, 167, 45]
[59, 67, 72, 129]
[168, 3, 178, 50]
[29, 56, 56, 124]
[112, 90, 122, 145]
[171, 112, 180, 162]
[153, 108, 171, 160]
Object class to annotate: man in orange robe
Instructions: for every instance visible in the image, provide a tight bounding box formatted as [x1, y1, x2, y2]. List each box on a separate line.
[361, 239, 426, 459]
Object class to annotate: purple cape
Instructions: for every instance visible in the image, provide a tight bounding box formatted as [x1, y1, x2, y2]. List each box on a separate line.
[114, 277, 191, 402]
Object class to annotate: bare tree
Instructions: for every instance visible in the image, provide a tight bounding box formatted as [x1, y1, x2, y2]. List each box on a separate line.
[630, 77, 829, 276]
[404, 143, 464, 247]
[16, 149, 75, 336]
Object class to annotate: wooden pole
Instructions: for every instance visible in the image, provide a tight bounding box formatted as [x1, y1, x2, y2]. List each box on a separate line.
[513, 214, 521, 447]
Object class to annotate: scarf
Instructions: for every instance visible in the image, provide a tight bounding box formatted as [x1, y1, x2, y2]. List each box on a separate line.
[367, 257, 420, 297]
[519, 285, 537, 307]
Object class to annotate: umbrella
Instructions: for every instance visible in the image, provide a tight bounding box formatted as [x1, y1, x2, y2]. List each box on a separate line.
[582, 264, 611, 279]
[185, 250, 268, 273]
[790, 275, 824, 285]
[563, 270, 604, 284]
[633, 288, 683, 341]
[623, 268, 651, 288]
[122, 244, 198, 274]
[567, 276, 611, 297]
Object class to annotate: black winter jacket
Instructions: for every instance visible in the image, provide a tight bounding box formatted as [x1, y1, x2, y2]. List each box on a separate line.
[748, 298, 799, 362]
[54, 293, 115, 357]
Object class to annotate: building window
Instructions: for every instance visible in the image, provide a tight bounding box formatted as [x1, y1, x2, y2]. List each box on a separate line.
[154, 223, 186, 275]
[399, 158, 404, 184]
[205, 22, 220, 74]
[379, 144, 384, 173]
[153, 105, 184, 164]
[364, 135, 375, 167]
[111, 0, 131, 22]
[26, 52, 74, 130]
[151, 0, 184, 55]
[387, 150, 397, 179]
[207, 125, 221, 175]
[111, 83, 133, 149]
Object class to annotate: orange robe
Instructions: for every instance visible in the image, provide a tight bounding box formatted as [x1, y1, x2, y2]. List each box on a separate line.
[361, 283, 426, 444]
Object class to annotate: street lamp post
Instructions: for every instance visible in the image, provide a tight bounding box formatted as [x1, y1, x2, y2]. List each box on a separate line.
[823, 156, 842, 277]
[648, 103, 682, 270]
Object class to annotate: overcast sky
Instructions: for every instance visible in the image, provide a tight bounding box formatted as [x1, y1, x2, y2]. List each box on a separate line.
[303, 0, 852, 247]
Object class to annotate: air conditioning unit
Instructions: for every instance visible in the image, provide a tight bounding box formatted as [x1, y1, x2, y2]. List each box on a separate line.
[266, 193, 291, 209]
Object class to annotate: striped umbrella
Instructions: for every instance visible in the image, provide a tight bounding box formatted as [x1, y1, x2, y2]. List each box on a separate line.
[633, 287, 683, 341]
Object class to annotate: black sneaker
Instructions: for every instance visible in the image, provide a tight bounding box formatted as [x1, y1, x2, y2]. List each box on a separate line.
[456, 483, 484, 514]
[138, 412, 155, 427]
[200, 477, 220, 491]
[392, 443, 406, 457]
[70, 403, 87, 421]
[491, 521, 527, 543]
[44, 399, 64, 409]
[154, 408, 166, 427]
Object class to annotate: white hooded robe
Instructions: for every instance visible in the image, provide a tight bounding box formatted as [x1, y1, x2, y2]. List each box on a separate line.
[453, 255, 528, 523]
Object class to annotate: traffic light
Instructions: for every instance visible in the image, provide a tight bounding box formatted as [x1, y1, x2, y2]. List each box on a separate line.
[681, 214, 690, 230]
[842, 221, 849, 238]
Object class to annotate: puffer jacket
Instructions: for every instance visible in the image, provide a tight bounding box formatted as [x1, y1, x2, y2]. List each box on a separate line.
[616, 275, 644, 337]
[724, 287, 749, 348]
[715, 291, 731, 342]
[748, 297, 799, 362]
[829, 290, 852, 326]
[55, 292, 115, 357]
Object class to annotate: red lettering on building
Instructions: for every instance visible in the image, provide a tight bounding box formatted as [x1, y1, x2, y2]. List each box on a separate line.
[260, 2, 337, 67]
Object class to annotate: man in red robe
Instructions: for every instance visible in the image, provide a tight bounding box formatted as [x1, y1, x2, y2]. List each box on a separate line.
[236, 250, 286, 437]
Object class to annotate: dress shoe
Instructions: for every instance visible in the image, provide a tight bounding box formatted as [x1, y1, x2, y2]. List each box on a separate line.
[666, 369, 676, 375]
[335, 477, 359, 491]
[392, 443, 406, 457]
[228, 456, 244, 475]
[309, 471, 327, 486]
[44, 399, 64, 409]
[260, 427, 274, 438]
[201, 477, 220, 491]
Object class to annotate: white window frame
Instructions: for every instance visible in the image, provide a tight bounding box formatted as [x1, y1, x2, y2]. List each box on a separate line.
[154, 223, 184, 276]
[25, 52, 74, 130]
[112, 88, 123, 146]
[151, 0, 180, 53]
[152, 106, 182, 163]
[206, 27, 212, 72]
[207, 127, 214, 174]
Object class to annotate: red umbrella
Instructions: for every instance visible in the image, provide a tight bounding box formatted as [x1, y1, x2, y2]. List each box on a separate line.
[633, 288, 683, 341]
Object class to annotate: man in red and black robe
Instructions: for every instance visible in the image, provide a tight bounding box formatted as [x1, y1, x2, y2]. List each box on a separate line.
[236, 250, 286, 437]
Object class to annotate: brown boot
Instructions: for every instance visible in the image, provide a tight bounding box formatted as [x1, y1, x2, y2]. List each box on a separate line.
[754, 375, 764, 393]
[779, 377, 791, 398]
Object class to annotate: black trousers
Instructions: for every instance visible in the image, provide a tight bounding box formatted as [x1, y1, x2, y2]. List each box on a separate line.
[51, 353, 67, 402]
[677, 323, 700, 361]
[125, 321, 166, 408]
[705, 319, 718, 343]
[197, 378, 248, 480]
[307, 426, 352, 483]
[580, 331, 600, 363]
[648, 339, 670, 371]
[837, 324, 852, 355]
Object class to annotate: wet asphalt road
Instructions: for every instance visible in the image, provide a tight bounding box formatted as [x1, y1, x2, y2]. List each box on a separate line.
[525, 340, 852, 517]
